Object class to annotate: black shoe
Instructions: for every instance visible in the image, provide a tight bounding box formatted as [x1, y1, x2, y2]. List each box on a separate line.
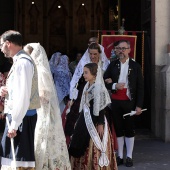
[116, 156, 123, 166]
[125, 157, 133, 167]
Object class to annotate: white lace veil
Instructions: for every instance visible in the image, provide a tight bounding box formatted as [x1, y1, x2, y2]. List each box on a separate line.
[79, 65, 111, 116]
[24, 43, 71, 170]
[70, 44, 110, 99]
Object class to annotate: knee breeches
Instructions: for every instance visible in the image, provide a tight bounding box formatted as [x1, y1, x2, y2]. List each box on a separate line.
[111, 100, 135, 137]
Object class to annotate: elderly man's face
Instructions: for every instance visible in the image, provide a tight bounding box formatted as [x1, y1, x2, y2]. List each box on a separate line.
[117, 42, 131, 59]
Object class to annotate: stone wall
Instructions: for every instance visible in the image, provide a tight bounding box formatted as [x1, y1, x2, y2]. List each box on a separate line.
[151, 0, 170, 141]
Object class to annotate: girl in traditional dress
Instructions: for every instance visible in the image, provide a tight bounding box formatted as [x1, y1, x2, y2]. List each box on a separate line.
[24, 43, 71, 170]
[68, 63, 117, 170]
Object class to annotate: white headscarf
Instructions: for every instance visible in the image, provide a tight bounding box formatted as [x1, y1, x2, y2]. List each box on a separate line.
[70, 44, 110, 99]
[24, 43, 71, 170]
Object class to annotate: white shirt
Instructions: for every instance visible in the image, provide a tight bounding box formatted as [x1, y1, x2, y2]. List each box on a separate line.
[112, 58, 131, 100]
[9, 52, 34, 130]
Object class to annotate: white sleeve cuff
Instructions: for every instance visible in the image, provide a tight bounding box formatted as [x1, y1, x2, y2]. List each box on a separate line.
[112, 83, 117, 90]
[11, 120, 20, 130]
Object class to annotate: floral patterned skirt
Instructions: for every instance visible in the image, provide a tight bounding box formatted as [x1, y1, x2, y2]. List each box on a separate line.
[70, 130, 118, 170]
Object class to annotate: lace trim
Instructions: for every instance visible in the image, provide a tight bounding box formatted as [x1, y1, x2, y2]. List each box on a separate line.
[79, 66, 111, 116]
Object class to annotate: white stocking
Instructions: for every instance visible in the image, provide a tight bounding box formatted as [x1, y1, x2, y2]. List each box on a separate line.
[117, 136, 124, 159]
[125, 137, 134, 158]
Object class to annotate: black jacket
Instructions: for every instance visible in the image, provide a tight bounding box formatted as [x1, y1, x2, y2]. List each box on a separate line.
[104, 58, 144, 108]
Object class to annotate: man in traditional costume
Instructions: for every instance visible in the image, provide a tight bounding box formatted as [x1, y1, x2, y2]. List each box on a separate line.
[104, 40, 144, 167]
[0, 30, 40, 170]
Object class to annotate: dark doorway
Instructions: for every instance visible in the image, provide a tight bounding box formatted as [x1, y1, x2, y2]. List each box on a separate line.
[120, 0, 151, 129]
[0, 0, 14, 132]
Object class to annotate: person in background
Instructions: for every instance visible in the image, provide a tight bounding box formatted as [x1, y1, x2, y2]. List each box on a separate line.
[24, 43, 71, 170]
[49, 52, 71, 113]
[110, 41, 120, 62]
[0, 53, 12, 130]
[0, 52, 12, 78]
[69, 63, 117, 170]
[104, 40, 144, 167]
[0, 72, 5, 114]
[0, 30, 40, 170]
[88, 37, 99, 45]
[69, 51, 83, 75]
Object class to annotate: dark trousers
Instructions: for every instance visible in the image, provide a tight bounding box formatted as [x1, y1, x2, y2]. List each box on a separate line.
[111, 99, 135, 137]
[0, 114, 37, 161]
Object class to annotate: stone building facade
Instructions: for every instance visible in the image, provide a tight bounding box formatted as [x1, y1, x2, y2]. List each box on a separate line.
[151, 0, 170, 141]
[14, 0, 111, 57]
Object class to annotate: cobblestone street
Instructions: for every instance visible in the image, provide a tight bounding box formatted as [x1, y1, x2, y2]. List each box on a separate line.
[118, 129, 170, 170]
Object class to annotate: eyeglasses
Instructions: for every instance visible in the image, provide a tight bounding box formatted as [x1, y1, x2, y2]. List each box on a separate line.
[0, 42, 5, 49]
[116, 47, 129, 51]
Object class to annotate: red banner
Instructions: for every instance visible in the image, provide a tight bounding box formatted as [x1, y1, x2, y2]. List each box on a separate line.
[101, 35, 137, 59]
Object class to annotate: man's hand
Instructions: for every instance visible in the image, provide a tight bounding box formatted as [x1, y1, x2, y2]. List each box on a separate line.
[135, 107, 142, 115]
[115, 83, 125, 90]
[68, 100, 74, 107]
[105, 78, 112, 84]
[7, 129, 17, 138]
[0, 86, 8, 97]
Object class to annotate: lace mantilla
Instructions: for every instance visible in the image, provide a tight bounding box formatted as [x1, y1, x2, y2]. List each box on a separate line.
[79, 66, 111, 116]
[70, 44, 110, 100]
[24, 43, 71, 170]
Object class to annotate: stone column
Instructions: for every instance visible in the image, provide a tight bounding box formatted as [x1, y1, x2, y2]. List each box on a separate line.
[151, 0, 170, 141]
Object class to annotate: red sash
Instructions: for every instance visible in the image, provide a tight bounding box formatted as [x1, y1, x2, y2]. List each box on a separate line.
[112, 88, 129, 100]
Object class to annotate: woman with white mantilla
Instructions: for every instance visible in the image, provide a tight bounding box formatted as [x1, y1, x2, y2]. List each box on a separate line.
[24, 43, 71, 170]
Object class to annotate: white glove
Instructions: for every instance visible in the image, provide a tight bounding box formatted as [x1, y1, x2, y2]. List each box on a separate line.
[129, 111, 136, 116]
[123, 109, 147, 118]
[123, 111, 136, 118]
[70, 88, 79, 100]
